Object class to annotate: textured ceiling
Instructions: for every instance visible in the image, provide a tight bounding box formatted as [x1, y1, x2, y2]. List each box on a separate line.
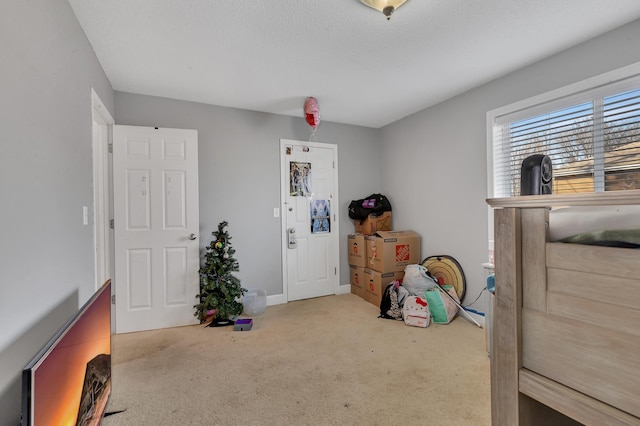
[68, 0, 640, 128]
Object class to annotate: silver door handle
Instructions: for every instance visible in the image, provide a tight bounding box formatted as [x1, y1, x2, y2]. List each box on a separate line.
[287, 228, 296, 249]
[189, 233, 198, 240]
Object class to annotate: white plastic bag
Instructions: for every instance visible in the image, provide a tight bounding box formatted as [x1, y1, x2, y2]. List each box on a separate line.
[403, 264, 435, 296]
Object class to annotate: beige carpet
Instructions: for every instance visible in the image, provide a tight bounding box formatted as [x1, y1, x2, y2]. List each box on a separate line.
[103, 294, 491, 425]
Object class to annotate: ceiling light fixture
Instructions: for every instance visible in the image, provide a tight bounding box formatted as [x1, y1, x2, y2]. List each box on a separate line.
[360, 0, 409, 20]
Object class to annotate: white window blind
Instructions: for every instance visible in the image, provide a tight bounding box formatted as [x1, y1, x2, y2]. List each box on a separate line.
[492, 76, 640, 198]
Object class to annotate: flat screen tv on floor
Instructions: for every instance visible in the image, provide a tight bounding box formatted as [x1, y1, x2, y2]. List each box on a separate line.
[21, 280, 112, 426]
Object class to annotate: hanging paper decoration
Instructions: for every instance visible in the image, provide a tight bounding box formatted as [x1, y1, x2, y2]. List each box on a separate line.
[304, 97, 320, 129]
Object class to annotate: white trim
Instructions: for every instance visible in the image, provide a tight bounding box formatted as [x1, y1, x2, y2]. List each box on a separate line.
[266, 293, 287, 306]
[486, 115, 496, 199]
[90, 88, 114, 292]
[267, 285, 350, 308]
[279, 140, 289, 302]
[488, 62, 640, 122]
[337, 284, 351, 295]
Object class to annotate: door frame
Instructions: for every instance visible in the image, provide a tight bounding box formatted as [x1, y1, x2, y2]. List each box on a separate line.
[279, 138, 340, 302]
[91, 89, 114, 292]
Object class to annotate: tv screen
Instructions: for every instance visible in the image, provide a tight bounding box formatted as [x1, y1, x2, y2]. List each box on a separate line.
[22, 280, 112, 426]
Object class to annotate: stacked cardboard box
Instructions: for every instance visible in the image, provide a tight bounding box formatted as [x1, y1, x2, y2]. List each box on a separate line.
[354, 211, 392, 235]
[349, 265, 364, 297]
[363, 230, 421, 307]
[348, 234, 366, 297]
[349, 230, 421, 307]
[362, 268, 404, 306]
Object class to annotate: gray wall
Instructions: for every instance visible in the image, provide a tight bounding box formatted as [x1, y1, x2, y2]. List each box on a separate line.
[2, 1, 640, 423]
[114, 92, 382, 296]
[0, 0, 114, 423]
[379, 19, 640, 310]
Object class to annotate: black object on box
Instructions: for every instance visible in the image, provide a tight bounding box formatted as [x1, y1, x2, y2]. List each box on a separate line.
[348, 194, 392, 221]
[521, 154, 553, 195]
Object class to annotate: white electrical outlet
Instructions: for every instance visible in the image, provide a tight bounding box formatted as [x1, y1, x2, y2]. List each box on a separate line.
[273, 208, 280, 218]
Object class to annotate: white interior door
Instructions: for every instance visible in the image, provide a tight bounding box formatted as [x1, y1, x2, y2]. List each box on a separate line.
[281, 139, 339, 301]
[113, 125, 200, 333]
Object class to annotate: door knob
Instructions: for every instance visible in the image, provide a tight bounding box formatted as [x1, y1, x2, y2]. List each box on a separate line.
[189, 233, 197, 240]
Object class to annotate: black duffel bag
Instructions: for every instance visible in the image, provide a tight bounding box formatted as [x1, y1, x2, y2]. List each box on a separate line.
[348, 194, 392, 221]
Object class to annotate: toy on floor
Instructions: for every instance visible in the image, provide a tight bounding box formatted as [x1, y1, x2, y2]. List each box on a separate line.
[234, 318, 253, 331]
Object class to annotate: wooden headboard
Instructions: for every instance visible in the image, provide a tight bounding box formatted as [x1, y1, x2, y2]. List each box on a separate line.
[486, 190, 640, 426]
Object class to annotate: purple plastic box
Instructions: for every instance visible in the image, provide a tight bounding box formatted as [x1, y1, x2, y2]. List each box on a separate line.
[234, 318, 253, 331]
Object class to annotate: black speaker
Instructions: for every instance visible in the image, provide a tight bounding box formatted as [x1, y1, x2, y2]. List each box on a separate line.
[520, 154, 553, 195]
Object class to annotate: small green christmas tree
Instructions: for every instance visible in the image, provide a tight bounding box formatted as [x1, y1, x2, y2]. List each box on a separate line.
[194, 221, 246, 325]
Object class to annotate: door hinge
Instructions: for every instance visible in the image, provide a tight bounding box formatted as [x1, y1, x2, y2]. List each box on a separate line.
[108, 143, 113, 154]
[111, 294, 115, 304]
[110, 219, 114, 229]
[335, 267, 337, 275]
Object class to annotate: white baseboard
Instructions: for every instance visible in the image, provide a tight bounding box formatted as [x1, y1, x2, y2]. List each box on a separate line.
[266, 284, 352, 307]
[337, 284, 351, 295]
[266, 293, 287, 306]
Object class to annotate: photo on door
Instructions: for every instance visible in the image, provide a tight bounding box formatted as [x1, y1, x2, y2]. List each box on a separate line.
[310, 199, 330, 234]
[289, 161, 311, 196]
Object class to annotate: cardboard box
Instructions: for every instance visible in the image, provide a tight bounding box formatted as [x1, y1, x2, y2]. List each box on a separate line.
[362, 268, 404, 307]
[351, 284, 364, 298]
[349, 265, 364, 298]
[363, 291, 378, 306]
[350, 265, 364, 287]
[354, 211, 392, 235]
[366, 230, 421, 273]
[347, 234, 367, 267]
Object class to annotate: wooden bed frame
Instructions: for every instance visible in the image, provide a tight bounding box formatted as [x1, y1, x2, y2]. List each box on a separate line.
[486, 190, 640, 426]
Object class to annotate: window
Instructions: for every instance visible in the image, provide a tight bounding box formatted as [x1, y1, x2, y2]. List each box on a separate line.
[488, 67, 640, 198]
